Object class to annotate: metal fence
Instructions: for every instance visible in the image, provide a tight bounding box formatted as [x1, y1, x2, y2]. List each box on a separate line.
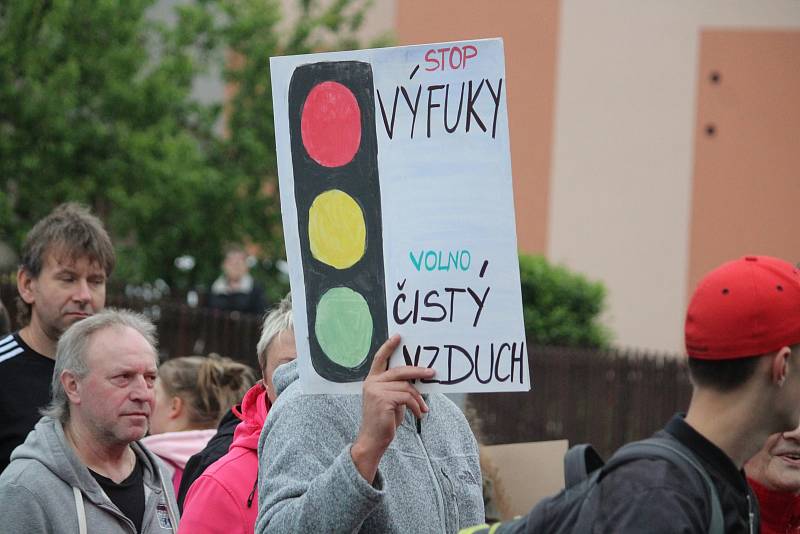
[466, 345, 692, 458]
[0, 283, 264, 370]
[1, 282, 691, 457]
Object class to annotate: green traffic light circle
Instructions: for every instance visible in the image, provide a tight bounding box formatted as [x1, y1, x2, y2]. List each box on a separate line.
[315, 287, 373, 369]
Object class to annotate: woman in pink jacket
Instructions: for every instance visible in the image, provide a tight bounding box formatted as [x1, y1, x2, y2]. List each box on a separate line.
[179, 295, 296, 534]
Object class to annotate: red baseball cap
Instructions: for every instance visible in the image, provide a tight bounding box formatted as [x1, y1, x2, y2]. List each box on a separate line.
[685, 255, 800, 359]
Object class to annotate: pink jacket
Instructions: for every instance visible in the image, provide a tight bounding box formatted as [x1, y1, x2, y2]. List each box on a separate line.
[141, 429, 216, 493]
[179, 383, 271, 534]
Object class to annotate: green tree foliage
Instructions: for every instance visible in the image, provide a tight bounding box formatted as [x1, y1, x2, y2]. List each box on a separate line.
[519, 253, 611, 348]
[201, 0, 382, 301]
[0, 0, 379, 300]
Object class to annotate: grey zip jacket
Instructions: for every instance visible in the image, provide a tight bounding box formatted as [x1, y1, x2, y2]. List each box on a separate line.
[0, 416, 179, 533]
[256, 360, 484, 533]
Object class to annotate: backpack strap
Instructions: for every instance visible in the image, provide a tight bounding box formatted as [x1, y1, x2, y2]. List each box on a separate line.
[606, 438, 724, 534]
[564, 444, 605, 489]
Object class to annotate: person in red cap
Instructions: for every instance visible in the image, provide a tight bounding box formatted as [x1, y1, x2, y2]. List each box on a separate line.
[457, 255, 800, 534]
[591, 255, 800, 533]
[745, 425, 800, 534]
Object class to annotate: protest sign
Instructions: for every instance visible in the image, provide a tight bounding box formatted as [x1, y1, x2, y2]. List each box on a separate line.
[271, 38, 529, 393]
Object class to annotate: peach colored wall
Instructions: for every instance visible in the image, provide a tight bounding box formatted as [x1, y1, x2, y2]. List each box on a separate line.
[548, 1, 800, 353]
[396, 0, 561, 254]
[688, 30, 800, 296]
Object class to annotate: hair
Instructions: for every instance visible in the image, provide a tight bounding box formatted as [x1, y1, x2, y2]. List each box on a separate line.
[0, 299, 11, 337]
[223, 243, 247, 259]
[687, 355, 762, 392]
[42, 308, 157, 423]
[17, 203, 115, 324]
[158, 354, 256, 429]
[256, 293, 294, 375]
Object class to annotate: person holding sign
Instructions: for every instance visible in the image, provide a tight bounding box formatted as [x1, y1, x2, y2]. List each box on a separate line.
[255, 335, 484, 533]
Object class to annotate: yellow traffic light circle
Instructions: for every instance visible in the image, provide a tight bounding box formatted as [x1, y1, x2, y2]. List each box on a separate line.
[308, 189, 366, 269]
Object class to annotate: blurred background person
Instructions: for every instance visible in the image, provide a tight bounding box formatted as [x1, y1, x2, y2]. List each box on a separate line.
[745, 425, 800, 534]
[179, 295, 295, 533]
[207, 245, 267, 315]
[142, 354, 255, 492]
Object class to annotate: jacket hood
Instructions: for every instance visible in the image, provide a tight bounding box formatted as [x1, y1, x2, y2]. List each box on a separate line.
[11, 416, 166, 506]
[272, 359, 299, 398]
[230, 382, 272, 451]
[140, 429, 216, 470]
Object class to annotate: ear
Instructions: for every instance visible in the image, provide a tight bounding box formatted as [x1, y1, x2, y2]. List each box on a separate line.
[770, 346, 792, 387]
[17, 268, 36, 305]
[62, 371, 81, 405]
[168, 396, 184, 420]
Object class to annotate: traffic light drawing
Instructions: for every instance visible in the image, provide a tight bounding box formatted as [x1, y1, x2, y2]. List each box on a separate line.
[288, 61, 388, 382]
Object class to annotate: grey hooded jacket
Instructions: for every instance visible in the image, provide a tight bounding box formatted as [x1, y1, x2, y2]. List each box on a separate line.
[0, 416, 179, 533]
[256, 359, 484, 533]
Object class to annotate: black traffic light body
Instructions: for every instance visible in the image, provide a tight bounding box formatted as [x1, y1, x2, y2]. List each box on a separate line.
[288, 61, 388, 382]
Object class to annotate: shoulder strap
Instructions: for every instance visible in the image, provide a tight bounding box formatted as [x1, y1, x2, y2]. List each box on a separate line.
[608, 438, 724, 534]
[564, 444, 605, 488]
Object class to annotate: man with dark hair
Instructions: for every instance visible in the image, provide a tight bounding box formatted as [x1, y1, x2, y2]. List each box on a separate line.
[0, 203, 114, 472]
[590, 255, 800, 533]
[462, 255, 800, 534]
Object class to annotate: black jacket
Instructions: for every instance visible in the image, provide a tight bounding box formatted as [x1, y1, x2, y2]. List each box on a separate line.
[176, 407, 240, 511]
[592, 414, 758, 533]
[0, 333, 53, 473]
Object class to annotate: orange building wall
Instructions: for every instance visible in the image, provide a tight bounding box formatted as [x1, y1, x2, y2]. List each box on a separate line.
[688, 30, 800, 295]
[395, 1, 560, 254]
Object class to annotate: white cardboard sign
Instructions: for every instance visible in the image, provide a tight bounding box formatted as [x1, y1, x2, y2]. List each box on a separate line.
[271, 38, 529, 393]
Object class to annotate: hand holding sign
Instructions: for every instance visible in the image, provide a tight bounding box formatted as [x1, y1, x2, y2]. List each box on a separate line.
[351, 334, 434, 483]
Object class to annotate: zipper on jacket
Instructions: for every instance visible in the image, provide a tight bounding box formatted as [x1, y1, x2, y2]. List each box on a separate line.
[440, 466, 459, 525]
[247, 477, 257, 508]
[415, 430, 448, 532]
[416, 417, 422, 434]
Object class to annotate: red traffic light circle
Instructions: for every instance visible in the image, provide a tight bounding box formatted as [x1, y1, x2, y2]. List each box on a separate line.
[301, 81, 361, 168]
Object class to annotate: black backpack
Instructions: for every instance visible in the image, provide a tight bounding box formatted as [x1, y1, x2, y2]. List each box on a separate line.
[461, 437, 724, 534]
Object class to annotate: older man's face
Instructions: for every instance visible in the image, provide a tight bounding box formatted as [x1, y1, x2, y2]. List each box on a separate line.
[72, 326, 158, 446]
[747, 426, 800, 493]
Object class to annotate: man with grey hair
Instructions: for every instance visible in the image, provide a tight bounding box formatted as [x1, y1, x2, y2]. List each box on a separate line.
[176, 293, 295, 519]
[0, 309, 179, 533]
